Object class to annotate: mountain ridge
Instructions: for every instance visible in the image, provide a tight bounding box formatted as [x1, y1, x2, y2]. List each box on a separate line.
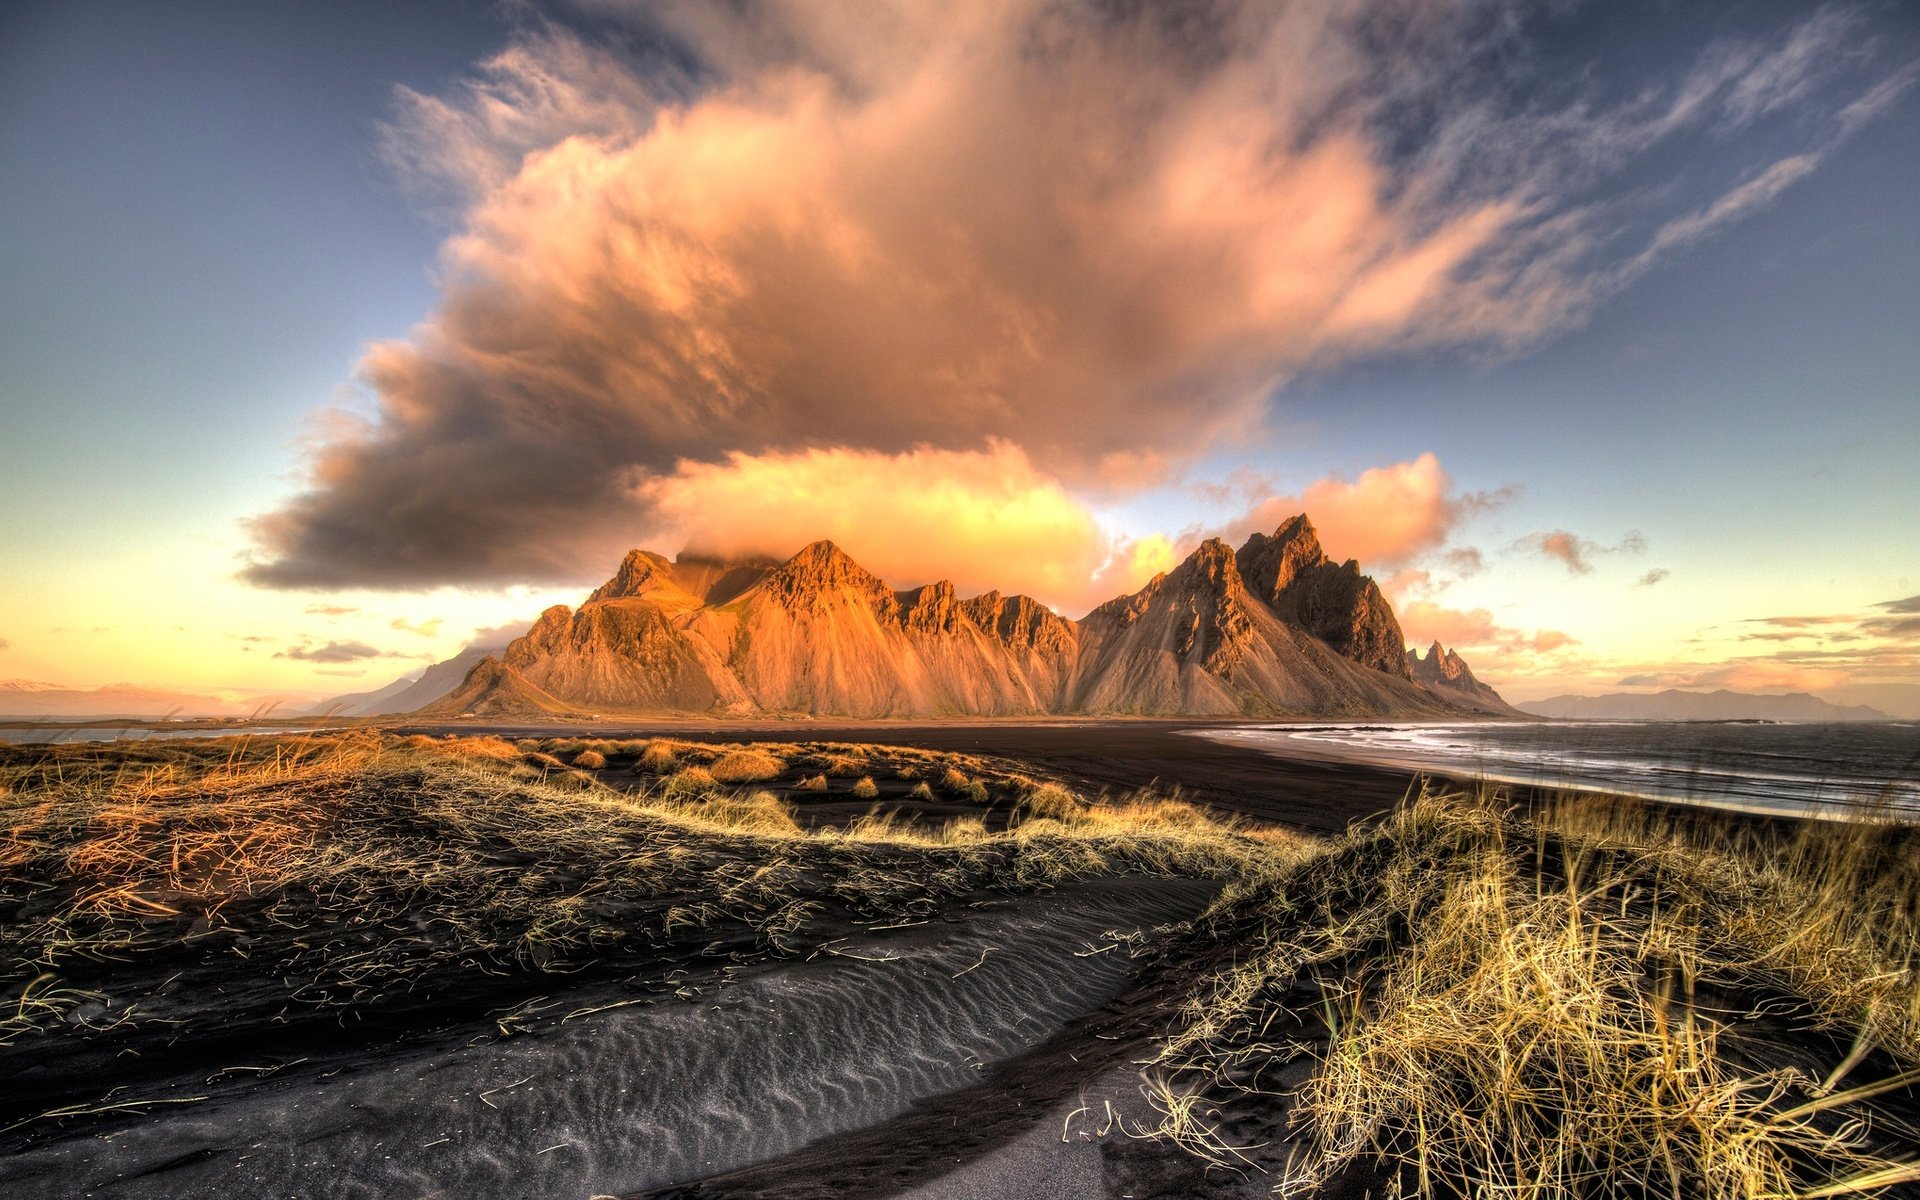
[1520, 688, 1893, 722]
[425, 517, 1517, 720]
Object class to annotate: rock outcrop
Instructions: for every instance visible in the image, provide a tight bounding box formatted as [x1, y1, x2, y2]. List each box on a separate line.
[1070, 538, 1468, 716]
[422, 657, 585, 719]
[428, 519, 1513, 719]
[1237, 515, 1412, 678]
[1407, 640, 1510, 710]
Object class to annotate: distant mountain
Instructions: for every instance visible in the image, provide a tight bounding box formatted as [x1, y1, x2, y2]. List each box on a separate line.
[304, 645, 505, 717]
[0, 679, 312, 719]
[426, 516, 1515, 719]
[420, 658, 585, 719]
[1519, 689, 1893, 722]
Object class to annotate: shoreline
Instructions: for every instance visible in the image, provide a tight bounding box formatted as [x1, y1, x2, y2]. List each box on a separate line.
[392, 716, 1897, 833]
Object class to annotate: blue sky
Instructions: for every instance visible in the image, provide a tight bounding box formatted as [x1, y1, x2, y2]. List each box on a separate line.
[1, 0, 1915, 711]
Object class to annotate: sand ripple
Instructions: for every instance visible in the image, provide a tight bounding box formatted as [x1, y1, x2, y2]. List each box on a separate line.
[0, 878, 1208, 1199]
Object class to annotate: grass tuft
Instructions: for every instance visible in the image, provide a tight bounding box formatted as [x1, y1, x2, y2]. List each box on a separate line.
[708, 749, 785, 783]
[1144, 785, 1920, 1199]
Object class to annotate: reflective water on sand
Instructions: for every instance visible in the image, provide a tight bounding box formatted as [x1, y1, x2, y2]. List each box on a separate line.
[1199, 720, 1920, 819]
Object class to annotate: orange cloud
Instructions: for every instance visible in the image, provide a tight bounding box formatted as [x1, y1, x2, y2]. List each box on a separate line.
[1215, 453, 1496, 567]
[1395, 599, 1578, 659]
[638, 441, 1161, 615]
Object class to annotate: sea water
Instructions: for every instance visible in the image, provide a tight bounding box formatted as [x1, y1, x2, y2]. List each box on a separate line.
[1198, 720, 1920, 820]
[0, 723, 328, 744]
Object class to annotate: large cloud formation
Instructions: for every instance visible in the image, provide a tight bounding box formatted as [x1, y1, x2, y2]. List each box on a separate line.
[244, 0, 1898, 592]
[638, 440, 1175, 611]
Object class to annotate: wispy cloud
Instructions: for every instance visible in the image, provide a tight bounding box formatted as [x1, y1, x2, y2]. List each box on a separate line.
[1631, 155, 1821, 270]
[276, 641, 398, 664]
[1442, 547, 1487, 578]
[1838, 61, 1920, 133]
[1616, 661, 1848, 692]
[1719, 5, 1864, 126]
[1633, 599, 1920, 696]
[1636, 568, 1670, 587]
[1394, 598, 1579, 659]
[1517, 529, 1646, 575]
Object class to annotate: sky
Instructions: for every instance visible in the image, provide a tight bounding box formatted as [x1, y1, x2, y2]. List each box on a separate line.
[1, 0, 1916, 713]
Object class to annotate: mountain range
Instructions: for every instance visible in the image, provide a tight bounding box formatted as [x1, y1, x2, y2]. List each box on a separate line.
[0, 679, 316, 720]
[1519, 689, 1892, 722]
[422, 515, 1516, 720]
[301, 646, 504, 718]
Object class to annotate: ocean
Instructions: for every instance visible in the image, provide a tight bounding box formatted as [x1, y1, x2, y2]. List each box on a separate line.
[1196, 720, 1920, 820]
[0, 723, 327, 745]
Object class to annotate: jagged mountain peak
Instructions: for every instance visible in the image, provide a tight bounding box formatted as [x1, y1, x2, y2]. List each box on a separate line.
[1406, 640, 1508, 710]
[960, 591, 1077, 655]
[762, 539, 894, 610]
[1177, 537, 1240, 579]
[1239, 514, 1331, 598]
[900, 579, 963, 634]
[1268, 511, 1323, 552]
[1237, 516, 1411, 680]
[1410, 640, 1470, 679]
[587, 549, 690, 605]
[426, 524, 1512, 719]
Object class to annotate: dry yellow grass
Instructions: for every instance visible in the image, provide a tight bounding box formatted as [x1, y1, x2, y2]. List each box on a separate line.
[1145, 786, 1920, 1198]
[708, 748, 785, 783]
[0, 732, 1266, 1057]
[15, 734, 1901, 1195]
[662, 765, 718, 796]
[637, 739, 678, 772]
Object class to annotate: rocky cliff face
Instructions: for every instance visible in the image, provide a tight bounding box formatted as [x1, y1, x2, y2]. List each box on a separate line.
[435, 519, 1511, 719]
[1237, 515, 1412, 679]
[1071, 537, 1469, 717]
[1407, 640, 1510, 710]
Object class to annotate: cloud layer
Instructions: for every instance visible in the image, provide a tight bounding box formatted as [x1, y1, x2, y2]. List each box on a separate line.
[243, 0, 1896, 592]
[1211, 453, 1505, 569]
[639, 440, 1174, 611]
[276, 640, 396, 664]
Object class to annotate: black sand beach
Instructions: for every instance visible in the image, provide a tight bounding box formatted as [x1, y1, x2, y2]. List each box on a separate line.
[7, 727, 1915, 1200]
[395, 718, 1427, 835]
